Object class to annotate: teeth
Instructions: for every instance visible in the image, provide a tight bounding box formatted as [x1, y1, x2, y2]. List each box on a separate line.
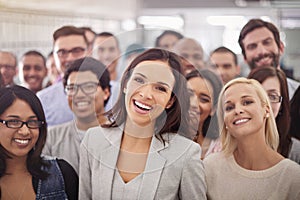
[14, 139, 29, 144]
[234, 118, 249, 125]
[76, 102, 89, 107]
[134, 101, 152, 110]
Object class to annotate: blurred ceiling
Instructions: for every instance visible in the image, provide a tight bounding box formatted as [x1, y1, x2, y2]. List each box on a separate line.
[0, 0, 299, 27]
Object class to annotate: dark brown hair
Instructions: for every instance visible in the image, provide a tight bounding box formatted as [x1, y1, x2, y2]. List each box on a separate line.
[248, 67, 291, 157]
[289, 86, 300, 140]
[238, 19, 281, 59]
[155, 30, 184, 47]
[211, 46, 238, 65]
[22, 50, 46, 68]
[104, 48, 191, 139]
[63, 57, 111, 106]
[53, 25, 88, 46]
[0, 86, 49, 179]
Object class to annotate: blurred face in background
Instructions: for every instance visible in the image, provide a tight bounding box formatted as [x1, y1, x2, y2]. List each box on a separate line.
[53, 35, 88, 75]
[0, 52, 17, 86]
[261, 76, 282, 117]
[210, 52, 240, 84]
[173, 38, 205, 70]
[93, 36, 120, 75]
[157, 34, 181, 51]
[20, 54, 47, 93]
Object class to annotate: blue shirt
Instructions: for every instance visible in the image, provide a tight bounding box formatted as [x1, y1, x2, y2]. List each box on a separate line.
[37, 81, 74, 127]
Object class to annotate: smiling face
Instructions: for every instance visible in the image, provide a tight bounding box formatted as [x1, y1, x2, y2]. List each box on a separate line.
[243, 27, 283, 70]
[223, 83, 269, 139]
[53, 35, 88, 75]
[187, 77, 213, 129]
[21, 54, 47, 93]
[124, 60, 175, 127]
[67, 71, 110, 122]
[0, 99, 39, 159]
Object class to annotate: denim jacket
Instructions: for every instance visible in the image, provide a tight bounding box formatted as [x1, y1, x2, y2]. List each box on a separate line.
[35, 159, 68, 200]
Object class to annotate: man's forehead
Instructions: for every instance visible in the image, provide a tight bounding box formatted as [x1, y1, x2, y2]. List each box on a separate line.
[68, 71, 98, 83]
[54, 35, 87, 48]
[0, 53, 16, 65]
[243, 27, 274, 44]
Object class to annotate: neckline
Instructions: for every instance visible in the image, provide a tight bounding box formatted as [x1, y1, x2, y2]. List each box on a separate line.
[228, 154, 289, 178]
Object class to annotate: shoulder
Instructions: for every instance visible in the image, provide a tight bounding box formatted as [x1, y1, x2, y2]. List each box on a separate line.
[48, 121, 75, 135]
[36, 82, 63, 98]
[56, 159, 78, 177]
[82, 125, 122, 150]
[204, 152, 226, 167]
[289, 137, 300, 164]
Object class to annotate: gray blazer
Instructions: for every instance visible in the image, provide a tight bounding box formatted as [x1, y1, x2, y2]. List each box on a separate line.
[79, 125, 207, 200]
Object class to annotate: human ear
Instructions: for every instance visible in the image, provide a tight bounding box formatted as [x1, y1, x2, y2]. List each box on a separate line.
[166, 97, 175, 109]
[103, 88, 110, 101]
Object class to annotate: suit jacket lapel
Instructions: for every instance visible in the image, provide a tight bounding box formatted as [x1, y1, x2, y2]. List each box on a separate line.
[139, 135, 168, 199]
[99, 126, 123, 199]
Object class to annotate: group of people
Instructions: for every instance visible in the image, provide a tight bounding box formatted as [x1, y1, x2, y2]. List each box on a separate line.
[0, 17, 300, 200]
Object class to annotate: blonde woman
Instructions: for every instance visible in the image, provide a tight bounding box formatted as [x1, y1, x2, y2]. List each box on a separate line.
[204, 77, 300, 199]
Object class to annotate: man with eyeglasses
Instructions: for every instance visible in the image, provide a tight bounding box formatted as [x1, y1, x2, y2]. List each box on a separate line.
[37, 26, 89, 126]
[0, 51, 18, 87]
[42, 57, 110, 174]
[239, 18, 300, 99]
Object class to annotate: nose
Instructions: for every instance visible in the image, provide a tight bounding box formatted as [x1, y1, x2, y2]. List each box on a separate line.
[18, 124, 30, 136]
[28, 68, 36, 76]
[138, 84, 153, 100]
[234, 104, 244, 115]
[256, 43, 268, 56]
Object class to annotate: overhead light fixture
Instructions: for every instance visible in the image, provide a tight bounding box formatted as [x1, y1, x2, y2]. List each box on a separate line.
[137, 15, 184, 29]
[206, 16, 246, 28]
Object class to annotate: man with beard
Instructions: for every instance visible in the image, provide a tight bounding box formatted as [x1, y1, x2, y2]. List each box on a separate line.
[19, 50, 49, 93]
[37, 26, 89, 126]
[239, 18, 299, 99]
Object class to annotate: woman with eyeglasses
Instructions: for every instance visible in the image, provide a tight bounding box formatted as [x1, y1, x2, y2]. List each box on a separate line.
[0, 86, 78, 200]
[248, 67, 300, 164]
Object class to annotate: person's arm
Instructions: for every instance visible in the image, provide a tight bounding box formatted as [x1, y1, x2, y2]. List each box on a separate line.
[179, 144, 207, 200]
[57, 159, 79, 200]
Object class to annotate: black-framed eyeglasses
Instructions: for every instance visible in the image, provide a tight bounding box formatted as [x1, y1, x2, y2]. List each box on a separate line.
[0, 119, 45, 129]
[56, 47, 86, 59]
[268, 94, 282, 103]
[65, 82, 99, 96]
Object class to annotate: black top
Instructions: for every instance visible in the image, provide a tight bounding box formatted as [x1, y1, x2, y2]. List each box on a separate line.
[0, 159, 78, 200]
[32, 159, 78, 200]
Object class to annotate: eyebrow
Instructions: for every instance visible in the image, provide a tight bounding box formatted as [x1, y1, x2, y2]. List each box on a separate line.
[6, 115, 37, 119]
[224, 95, 252, 104]
[135, 72, 171, 89]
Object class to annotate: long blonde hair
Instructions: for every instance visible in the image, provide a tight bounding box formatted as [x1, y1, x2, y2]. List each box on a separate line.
[217, 77, 279, 155]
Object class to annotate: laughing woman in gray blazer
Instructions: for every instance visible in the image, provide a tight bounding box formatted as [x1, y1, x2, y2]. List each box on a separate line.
[79, 48, 207, 200]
